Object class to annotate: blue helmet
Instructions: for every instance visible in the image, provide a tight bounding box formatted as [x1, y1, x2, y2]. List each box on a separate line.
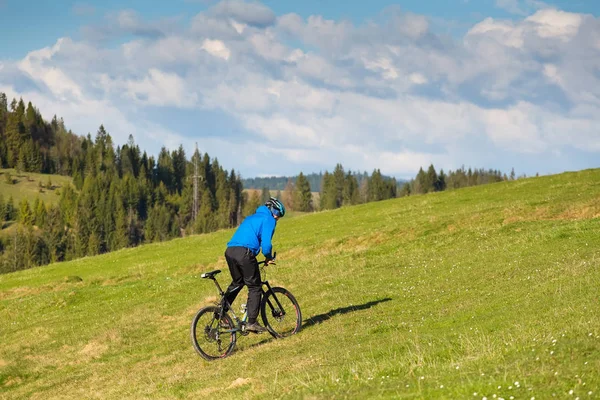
[265, 197, 286, 218]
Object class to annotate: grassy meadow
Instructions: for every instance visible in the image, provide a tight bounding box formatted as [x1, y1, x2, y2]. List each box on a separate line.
[0, 169, 72, 207]
[1, 169, 599, 399]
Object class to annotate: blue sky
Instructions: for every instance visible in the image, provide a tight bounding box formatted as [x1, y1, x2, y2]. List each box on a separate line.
[1, 0, 599, 179]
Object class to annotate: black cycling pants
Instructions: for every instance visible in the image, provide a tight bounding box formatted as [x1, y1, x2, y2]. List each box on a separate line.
[223, 246, 262, 323]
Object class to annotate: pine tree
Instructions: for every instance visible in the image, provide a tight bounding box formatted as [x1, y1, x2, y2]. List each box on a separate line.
[368, 169, 385, 201]
[88, 231, 100, 256]
[19, 199, 33, 227]
[34, 198, 47, 227]
[343, 171, 359, 206]
[436, 169, 447, 192]
[320, 172, 337, 210]
[333, 163, 345, 208]
[295, 172, 312, 212]
[5, 98, 26, 167]
[5, 196, 16, 221]
[43, 206, 66, 263]
[426, 164, 437, 193]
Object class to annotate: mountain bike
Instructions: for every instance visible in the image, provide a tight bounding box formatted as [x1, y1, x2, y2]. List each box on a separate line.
[190, 255, 302, 360]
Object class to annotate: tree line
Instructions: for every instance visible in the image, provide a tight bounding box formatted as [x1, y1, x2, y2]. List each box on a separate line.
[243, 170, 403, 193]
[398, 164, 519, 196]
[0, 94, 245, 273]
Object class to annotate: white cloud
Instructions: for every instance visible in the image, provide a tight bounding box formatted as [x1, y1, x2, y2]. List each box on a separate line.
[525, 9, 583, 40]
[124, 69, 198, 108]
[1, 1, 600, 178]
[201, 39, 231, 60]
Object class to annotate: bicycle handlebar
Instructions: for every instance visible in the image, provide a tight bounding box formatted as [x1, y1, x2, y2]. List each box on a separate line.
[258, 251, 277, 266]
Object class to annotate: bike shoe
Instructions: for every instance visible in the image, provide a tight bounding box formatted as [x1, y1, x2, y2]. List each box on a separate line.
[245, 322, 267, 333]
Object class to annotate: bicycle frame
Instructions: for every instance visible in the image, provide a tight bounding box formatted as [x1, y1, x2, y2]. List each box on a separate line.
[207, 267, 288, 334]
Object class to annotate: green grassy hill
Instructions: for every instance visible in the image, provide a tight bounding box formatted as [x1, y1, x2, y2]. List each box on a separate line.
[1, 169, 599, 399]
[0, 169, 72, 207]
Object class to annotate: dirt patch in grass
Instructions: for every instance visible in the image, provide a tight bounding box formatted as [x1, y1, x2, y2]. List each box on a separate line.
[228, 377, 252, 389]
[79, 341, 109, 360]
[556, 199, 600, 220]
[503, 200, 600, 225]
[0, 359, 7, 367]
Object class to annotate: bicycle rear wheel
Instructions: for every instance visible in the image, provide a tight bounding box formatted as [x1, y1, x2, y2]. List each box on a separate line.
[190, 306, 236, 360]
[261, 287, 302, 339]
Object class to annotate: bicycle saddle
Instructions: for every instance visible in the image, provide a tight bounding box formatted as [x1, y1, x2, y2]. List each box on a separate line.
[201, 270, 221, 279]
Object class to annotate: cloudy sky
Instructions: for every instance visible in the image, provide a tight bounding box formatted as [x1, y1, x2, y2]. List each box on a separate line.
[1, 0, 599, 180]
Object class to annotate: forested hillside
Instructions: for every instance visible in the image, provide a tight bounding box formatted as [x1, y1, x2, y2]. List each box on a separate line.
[0, 94, 245, 273]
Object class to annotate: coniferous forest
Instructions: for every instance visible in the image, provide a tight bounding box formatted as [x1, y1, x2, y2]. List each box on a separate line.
[0, 94, 244, 273]
[0, 93, 518, 273]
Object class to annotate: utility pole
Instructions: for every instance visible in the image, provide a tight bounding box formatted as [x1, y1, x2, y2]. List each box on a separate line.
[193, 142, 199, 222]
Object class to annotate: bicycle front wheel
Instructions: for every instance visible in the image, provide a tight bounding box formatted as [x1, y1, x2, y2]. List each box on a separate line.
[190, 306, 236, 360]
[261, 287, 302, 339]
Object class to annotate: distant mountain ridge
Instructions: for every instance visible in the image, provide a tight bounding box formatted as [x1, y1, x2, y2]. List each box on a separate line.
[243, 172, 406, 192]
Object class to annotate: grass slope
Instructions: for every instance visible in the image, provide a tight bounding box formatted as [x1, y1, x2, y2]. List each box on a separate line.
[0, 169, 72, 207]
[1, 169, 599, 399]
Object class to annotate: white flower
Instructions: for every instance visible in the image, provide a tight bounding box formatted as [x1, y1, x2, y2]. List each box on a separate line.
[569, 390, 574, 395]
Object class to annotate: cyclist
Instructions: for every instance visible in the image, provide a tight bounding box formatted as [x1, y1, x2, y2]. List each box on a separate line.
[221, 197, 286, 333]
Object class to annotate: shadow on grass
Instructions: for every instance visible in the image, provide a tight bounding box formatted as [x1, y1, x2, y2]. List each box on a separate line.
[241, 298, 393, 352]
[302, 297, 393, 330]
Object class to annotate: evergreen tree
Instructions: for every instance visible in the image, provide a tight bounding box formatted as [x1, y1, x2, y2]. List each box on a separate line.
[19, 199, 33, 227]
[426, 164, 438, 193]
[414, 167, 426, 194]
[88, 231, 100, 256]
[368, 169, 385, 201]
[295, 172, 312, 212]
[5, 196, 16, 221]
[343, 171, 359, 206]
[333, 163, 345, 208]
[436, 169, 447, 192]
[320, 172, 337, 210]
[5, 98, 26, 167]
[43, 206, 66, 263]
[34, 198, 47, 227]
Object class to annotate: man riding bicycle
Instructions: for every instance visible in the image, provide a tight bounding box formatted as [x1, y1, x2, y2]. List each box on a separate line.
[222, 197, 286, 333]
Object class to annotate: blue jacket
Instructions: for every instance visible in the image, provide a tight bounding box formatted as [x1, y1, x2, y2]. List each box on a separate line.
[227, 205, 276, 258]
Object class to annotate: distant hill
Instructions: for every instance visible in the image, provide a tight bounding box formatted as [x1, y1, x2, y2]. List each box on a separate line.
[243, 171, 406, 192]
